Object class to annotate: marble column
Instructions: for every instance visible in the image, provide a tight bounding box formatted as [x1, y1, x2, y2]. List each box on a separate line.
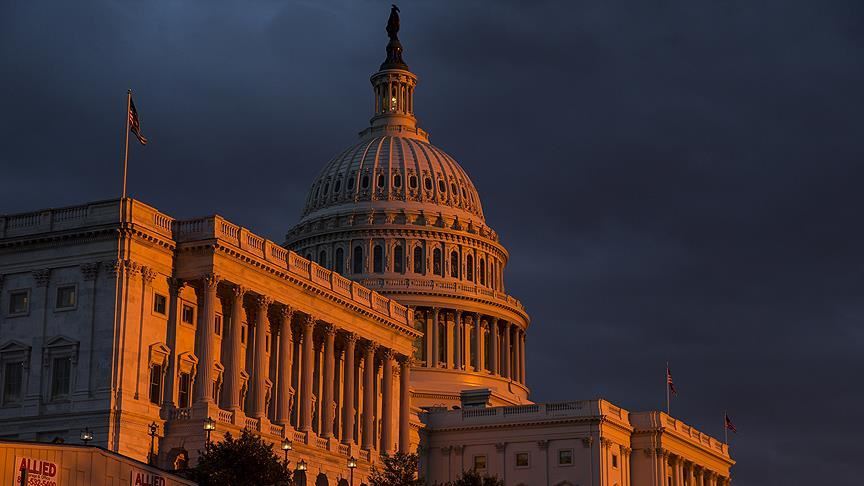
[446, 312, 455, 368]
[195, 274, 220, 403]
[381, 349, 395, 453]
[275, 306, 294, 424]
[490, 318, 500, 375]
[321, 324, 336, 438]
[362, 341, 378, 450]
[431, 308, 440, 367]
[162, 278, 186, 408]
[342, 333, 358, 444]
[502, 323, 511, 379]
[251, 295, 271, 418]
[519, 330, 527, 383]
[474, 315, 484, 372]
[398, 356, 412, 453]
[454, 310, 463, 370]
[424, 309, 433, 368]
[299, 314, 316, 431]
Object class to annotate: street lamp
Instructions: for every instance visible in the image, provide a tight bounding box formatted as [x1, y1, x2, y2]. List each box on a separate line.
[281, 438, 293, 465]
[203, 417, 216, 445]
[80, 427, 93, 444]
[296, 459, 307, 471]
[347, 456, 357, 486]
[148, 422, 159, 465]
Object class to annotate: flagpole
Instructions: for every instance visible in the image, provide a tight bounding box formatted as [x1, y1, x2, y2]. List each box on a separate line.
[724, 410, 728, 444]
[121, 89, 131, 200]
[666, 362, 670, 415]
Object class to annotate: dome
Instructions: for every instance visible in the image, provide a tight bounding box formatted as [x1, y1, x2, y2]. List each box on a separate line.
[300, 135, 485, 225]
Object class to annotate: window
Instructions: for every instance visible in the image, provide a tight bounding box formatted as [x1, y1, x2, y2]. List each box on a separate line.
[432, 248, 442, 276]
[149, 364, 163, 405]
[466, 255, 474, 282]
[323, 182, 329, 195]
[451, 182, 458, 195]
[473, 455, 487, 471]
[558, 449, 574, 466]
[353, 246, 364, 274]
[181, 304, 195, 325]
[178, 372, 191, 408]
[214, 315, 223, 336]
[424, 177, 432, 191]
[241, 324, 248, 344]
[361, 175, 370, 189]
[393, 245, 404, 273]
[450, 251, 460, 279]
[51, 357, 71, 399]
[393, 174, 402, 188]
[212, 377, 221, 404]
[319, 250, 328, 268]
[373, 245, 383, 273]
[515, 452, 530, 468]
[409, 175, 418, 189]
[377, 174, 385, 188]
[8, 291, 29, 316]
[335, 248, 345, 274]
[438, 180, 446, 192]
[413, 247, 424, 274]
[612, 454, 618, 468]
[2, 362, 23, 405]
[479, 258, 486, 286]
[153, 293, 167, 315]
[56, 285, 76, 310]
[348, 176, 355, 189]
[334, 179, 342, 193]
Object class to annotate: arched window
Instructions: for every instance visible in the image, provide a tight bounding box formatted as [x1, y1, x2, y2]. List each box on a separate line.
[450, 251, 460, 279]
[394, 245, 404, 273]
[334, 178, 342, 193]
[361, 175, 370, 189]
[424, 178, 433, 191]
[413, 246, 423, 274]
[438, 180, 447, 193]
[318, 250, 327, 267]
[377, 174, 385, 188]
[479, 257, 486, 286]
[394, 175, 402, 188]
[323, 183, 329, 195]
[466, 254, 474, 282]
[353, 246, 364, 274]
[433, 248, 442, 276]
[335, 248, 344, 274]
[409, 175, 418, 189]
[373, 245, 383, 273]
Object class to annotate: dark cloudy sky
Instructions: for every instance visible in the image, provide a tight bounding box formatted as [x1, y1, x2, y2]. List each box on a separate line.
[2, 1, 863, 484]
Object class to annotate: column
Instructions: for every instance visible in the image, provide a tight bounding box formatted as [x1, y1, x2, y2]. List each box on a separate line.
[195, 274, 220, 403]
[162, 278, 186, 408]
[424, 309, 433, 368]
[275, 306, 294, 424]
[362, 341, 377, 450]
[398, 356, 412, 453]
[299, 314, 316, 431]
[251, 295, 271, 418]
[519, 330, 527, 384]
[381, 349, 395, 453]
[321, 324, 336, 438]
[490, 318, 499, 375]
[431, 308, 440, 367]
[342, 333, 357, 445]
[502, 323, 511, 380]
[474, 315, 484, 372]
[445, 311, 455, 369]
[454, 310, 463, 370]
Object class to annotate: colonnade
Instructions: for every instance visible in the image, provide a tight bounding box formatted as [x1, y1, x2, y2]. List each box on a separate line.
[164, 274, 413, 453]
[662, 451, 731, 486]
[414, 307, 526, 384]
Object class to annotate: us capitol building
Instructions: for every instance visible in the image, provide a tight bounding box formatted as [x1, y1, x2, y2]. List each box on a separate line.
[0, 8, 734, 486]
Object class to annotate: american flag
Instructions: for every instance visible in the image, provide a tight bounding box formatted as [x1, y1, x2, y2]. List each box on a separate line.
[666, 365, 677, 396]
[129, 96, 148, 145]
[725, 414, 737, 433]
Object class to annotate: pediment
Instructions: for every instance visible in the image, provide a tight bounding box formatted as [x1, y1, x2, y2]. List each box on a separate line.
[45, 335, 79, 349]
[0, 340, 30, 353]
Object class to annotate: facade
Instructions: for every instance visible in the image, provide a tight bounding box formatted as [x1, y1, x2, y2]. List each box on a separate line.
[421, 394, 733, 486]
[0, 7, 735, 486]
[0, 199, 418, 484]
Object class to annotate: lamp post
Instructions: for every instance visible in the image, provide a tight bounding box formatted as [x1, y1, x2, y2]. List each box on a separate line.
[347, 456, 357, 486]
[296, 459, 307, 486]
[281, 438, 293, 465]
[80, 427, 93, 444]
[203, 417, 216, 445]
[148, 422, 158, 465]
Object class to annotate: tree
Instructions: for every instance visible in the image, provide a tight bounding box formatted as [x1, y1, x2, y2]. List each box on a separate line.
[188, 429, 293, 486]
[369, 452, 424, 486]
[447, 470, 504, 486]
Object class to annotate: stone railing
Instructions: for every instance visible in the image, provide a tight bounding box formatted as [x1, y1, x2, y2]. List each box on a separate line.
[245, 417, 260, 432]
[269, 423, 284, 437]
[629, 411, 730, 458]
[359, 277, 527, 317]
[217, 409, 234, 424]
[168, 407, 193, 420]
[427, 400, 627, 429]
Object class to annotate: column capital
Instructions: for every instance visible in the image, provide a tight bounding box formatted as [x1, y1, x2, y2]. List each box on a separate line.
[322, 323, 336, 335]
[278, 305, 294, 319]
[80, 263, 99, 281]
[381, 348, 394, 360]
[169, 277, 186, 296]
[344, 332, 359, 344]
[231, 284, 247, 298]
[140, 266, 157, 285]
[365, 340, 379, 354]
[32, 268, 51, 287]
[303, 313, 317, 328]
[255, 294, 272, 308]
[398, 354, 416, 367]
[202, 273, 221, 290]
